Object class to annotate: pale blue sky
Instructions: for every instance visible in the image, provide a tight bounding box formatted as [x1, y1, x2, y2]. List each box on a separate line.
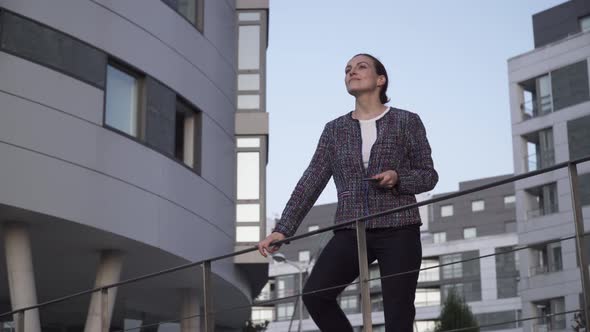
[265, 0, 565, 217]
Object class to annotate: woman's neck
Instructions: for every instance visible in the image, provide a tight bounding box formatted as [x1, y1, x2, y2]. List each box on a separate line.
[353, 96, 386, 120]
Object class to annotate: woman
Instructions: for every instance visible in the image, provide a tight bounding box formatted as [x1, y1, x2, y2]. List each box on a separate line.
[258, 53, 438, 332]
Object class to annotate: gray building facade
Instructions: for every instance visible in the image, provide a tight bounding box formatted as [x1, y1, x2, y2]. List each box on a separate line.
[508, 1, 590, 331]
[0, 0, 269, 330]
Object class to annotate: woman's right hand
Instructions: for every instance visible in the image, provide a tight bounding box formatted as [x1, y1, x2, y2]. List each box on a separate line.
[257, 232, 286, 257]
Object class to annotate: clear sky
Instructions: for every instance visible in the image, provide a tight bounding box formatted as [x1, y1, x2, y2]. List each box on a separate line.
[265, 0, 566, 218]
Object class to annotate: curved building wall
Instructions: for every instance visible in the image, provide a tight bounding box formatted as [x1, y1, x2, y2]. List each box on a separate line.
[0, 0, 260, 329]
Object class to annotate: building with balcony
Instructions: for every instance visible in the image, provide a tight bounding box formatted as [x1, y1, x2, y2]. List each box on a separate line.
[508, 0, 590, 331]
[263, 176, 520, 332]
[0, 0, 269, 331]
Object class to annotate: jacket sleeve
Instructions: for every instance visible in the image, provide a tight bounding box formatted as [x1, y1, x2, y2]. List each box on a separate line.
[272, 123, 334, 237]
[396, 113, 438, 194]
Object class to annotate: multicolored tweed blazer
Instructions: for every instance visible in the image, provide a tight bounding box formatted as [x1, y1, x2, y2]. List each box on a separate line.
[273, 107, 438, 238]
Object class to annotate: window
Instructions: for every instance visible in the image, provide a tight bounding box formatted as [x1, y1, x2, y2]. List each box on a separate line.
[238, 94, 260, 110]
[525, 183, 558, 218]
[581, 15, 590, 32]
[276, 275, 295, 297]
[418, 259, 440, 282]
[504, 195, 516, 206]
[236, 135, 266, 243]
[369, 265, 381, 288]
[237, 152, 260, 200]
[163, 0, 204, 31]
[534, 298, 566, 330]
[523, 128, 554, 171]
[105, 65, 140, 136]
[236, 204, 260, 222]
[251, 307, 273, 324]
[568, 114, 590, 161]
[440, 205, 453, 217]
[441, 253, 462, 279]
[238, 74, 260, 91]
[238, 25, 261, 70]
[415, 321, 437, 332]
[339, 295, 358, 313]
[308, 225, 320, 232]
[471, 200, 485, 212]
[520, 74, 552, 119]
[237, 137, 261, 148]
[530, 242, 562, 276]
[415, 288, 441, 307]
[463, 227, 477, 239]
[0, 11, 107, 88]
[239, 12, 262, 21]
[236, 226, 259, 242]
[298, 250, 310, 263]
[433, 232, 446, 244]
[276, 303, 294, 321]
[371, 294, 384, 311]
[174, 99, 201, 171]
[551, 61, 590, 111]
[496, 247, 519, 298]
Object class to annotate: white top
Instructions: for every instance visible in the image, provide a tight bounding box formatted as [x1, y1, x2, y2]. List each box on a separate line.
[359, 108, 390, 169]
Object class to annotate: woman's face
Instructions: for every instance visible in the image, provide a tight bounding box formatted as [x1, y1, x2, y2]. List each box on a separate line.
[344, 55, 385, 98]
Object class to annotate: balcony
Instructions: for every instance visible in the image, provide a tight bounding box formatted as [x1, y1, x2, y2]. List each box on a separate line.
[526, 149, 555, 172]
[521, 96, 553, 120]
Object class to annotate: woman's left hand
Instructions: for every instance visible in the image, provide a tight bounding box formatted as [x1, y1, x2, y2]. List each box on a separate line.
[372, 170, 399, 189]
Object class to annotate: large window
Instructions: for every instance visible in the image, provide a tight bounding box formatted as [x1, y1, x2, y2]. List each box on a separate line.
[568, 114, 590, 161]
[0, 10, 107, 88]
[495, 246, 519, 298]
[105, 65, 140, 137]
[530, 242, 562, 276]
[551, 61, 590, 111]
[237, 10, 267, 112]
[276, 275, 295, 298]
[236, 136, 265, 243]
[581, 15, 590, 32]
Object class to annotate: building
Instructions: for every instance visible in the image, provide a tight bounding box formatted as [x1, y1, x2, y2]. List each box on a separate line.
[264, 176, 519, 332]
[0, 0, 269, 331]
[507, 1, 590, 331]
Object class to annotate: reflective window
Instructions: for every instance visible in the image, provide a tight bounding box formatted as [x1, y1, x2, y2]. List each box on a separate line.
[237, 203, 260, 222]
[238, 74, 260, 91]
[415, 321, 437, 332]
[106, 65, 139, 136]
[236, 226, 259, 242]
[251, 307, 273, 323]
[369, 266, 381, 288]
[440, 205, 454, 217]
[237, 152, 260, 199]
[308, 225, 320, 232]
[238, 25, 261, 70]
[238, 94, 260, 109]
[471, 200, 485, 212]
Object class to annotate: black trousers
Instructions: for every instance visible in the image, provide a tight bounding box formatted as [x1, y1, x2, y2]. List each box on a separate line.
[302, 226, 422, 332]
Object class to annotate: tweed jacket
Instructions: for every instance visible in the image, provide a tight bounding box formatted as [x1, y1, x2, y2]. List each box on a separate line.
[273, 107, 438, 238]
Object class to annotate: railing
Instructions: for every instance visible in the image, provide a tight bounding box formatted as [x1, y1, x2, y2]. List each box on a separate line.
[527, 202, 560, 219]
[1, 155, 590, 332]
[526, 149, 555, 172]
[521, 96, 553, 119]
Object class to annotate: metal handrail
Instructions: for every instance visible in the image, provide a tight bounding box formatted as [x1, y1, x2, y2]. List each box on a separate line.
[1, 154, 590, 326]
